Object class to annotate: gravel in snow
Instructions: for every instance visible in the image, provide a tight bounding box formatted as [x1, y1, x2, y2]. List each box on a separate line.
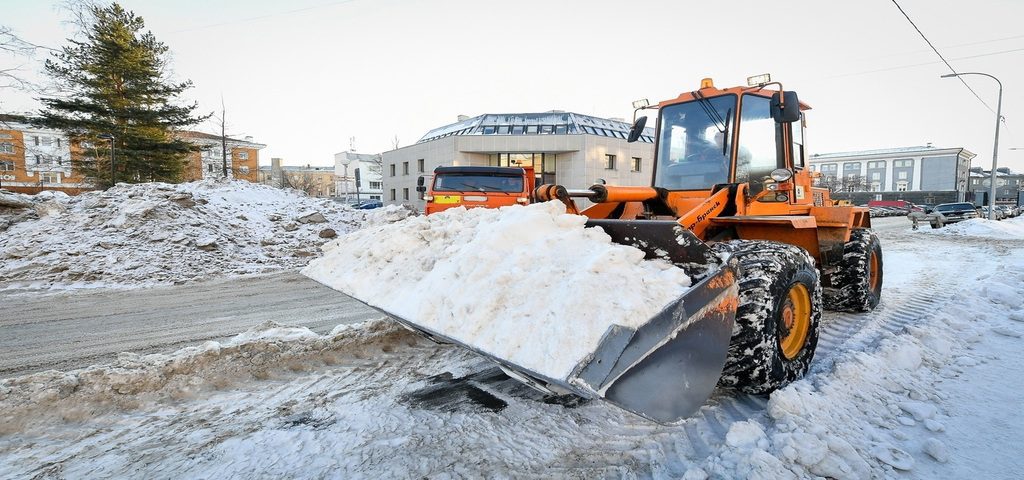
[0, 180, 414, 291]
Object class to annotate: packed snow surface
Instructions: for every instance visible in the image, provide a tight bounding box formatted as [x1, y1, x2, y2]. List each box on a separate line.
[3, 217, 1024, 478]
[0, 180, 412, 290]
[302, 201, 693, 382]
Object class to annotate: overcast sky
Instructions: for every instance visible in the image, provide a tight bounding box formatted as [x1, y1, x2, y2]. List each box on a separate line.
[2, 0, 1023, 171]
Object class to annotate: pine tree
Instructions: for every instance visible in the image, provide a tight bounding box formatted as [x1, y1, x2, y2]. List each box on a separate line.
[36, 3, 207, 188]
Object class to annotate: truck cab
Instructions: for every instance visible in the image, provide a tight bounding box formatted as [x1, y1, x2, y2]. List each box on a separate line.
[419, 166, 535, 215]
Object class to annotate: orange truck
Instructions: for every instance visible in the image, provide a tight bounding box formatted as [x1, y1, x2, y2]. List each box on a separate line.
[417, 166, 536, 215]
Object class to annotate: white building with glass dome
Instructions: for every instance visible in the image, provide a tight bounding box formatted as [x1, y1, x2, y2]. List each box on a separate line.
[380, 111, 655, 210]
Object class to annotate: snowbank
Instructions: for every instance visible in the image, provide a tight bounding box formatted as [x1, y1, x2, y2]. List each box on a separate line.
[0, 318, 403, 432]
[302, 202, 693, 382]
[0, 180, 413, 290]
[922, 216, 1024, 239]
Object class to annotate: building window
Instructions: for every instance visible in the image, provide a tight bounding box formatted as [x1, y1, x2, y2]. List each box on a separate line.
[605, 154, 616, 170]
[870, 172, 880, 181]
[238, 151, 249, 160]
[56, 138, 62, 148]
[417, 158, 424, 173]
[32, 136, 40, 146]
[389, 164, 396, 177]
[631, 157, 641, 172]
[40, 172, 60, 183]
[35, 155, 41, 164]
[894, 159, 913, 168]
[238, 166, 250, 174]
[0, 161, 13, 171]
[402, 161, 409, 175]
[897, 171, 907, 180]
[56, 156, 63, 165]
[0, 143, 13, 154]
[208, 164, 214, 173]
[402, 188, 409, 201]
[896, 181, 908, 192]
[390, 189, 396, 201]
[369, 181, 382, 189]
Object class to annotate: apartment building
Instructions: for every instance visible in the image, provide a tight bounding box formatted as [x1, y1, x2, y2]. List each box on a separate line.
[0, 115, 266, 195]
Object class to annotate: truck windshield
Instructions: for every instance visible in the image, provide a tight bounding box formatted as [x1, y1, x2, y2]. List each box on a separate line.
[433, 174, 524, 193]
[654, 94, 736, 190]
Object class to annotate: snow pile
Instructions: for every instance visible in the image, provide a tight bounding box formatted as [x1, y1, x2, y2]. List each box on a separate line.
[923, 216, 1024, 239]
[302, 202, 693, 382]
[0, 318, 404, 432]
[0, 189, 64, 232]
[0, 180, 414, 290]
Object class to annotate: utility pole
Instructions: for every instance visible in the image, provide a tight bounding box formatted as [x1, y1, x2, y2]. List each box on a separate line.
[941, 72, 1002, 219]
[221, 96, 228, 178]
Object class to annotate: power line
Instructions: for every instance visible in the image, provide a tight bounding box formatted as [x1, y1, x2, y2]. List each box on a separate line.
[828, 47, 1024, 78]
[167, 0, 358, 34]
[871, 32, 1024, 60]
[890, 0, 998, 116]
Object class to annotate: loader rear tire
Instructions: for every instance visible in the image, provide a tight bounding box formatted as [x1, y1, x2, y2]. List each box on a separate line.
[822, 229, 883, 312]
[712, 240, 822, 395]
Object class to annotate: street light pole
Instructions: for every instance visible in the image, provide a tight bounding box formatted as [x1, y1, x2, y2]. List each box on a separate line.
[97, 133, 115, 187]
[941, 72, 1002, 219]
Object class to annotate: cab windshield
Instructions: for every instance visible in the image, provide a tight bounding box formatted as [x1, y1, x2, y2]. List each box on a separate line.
[432, 174, 524, 193]
[654, 94, 736, 190]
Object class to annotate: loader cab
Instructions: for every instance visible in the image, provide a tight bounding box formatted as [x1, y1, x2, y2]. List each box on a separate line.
[650, 81, 807, 200]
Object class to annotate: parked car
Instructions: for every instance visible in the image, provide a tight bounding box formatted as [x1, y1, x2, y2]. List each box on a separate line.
[931, 202, 980, 227]
[995, 205, 1017, 218]
[979, 206, 1005, 220]
[354, 200, 384, 210]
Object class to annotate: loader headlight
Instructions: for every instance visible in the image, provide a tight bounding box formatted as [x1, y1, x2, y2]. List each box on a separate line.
[770, 168, 794, 182]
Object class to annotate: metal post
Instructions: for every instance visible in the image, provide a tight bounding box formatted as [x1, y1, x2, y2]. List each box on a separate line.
[941, 72, 1002, 219]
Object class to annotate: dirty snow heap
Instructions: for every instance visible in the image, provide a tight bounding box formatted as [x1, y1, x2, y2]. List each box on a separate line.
[0, 180, 411, 290]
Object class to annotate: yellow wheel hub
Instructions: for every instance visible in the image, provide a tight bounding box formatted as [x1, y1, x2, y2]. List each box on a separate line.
[779, 283, 811, 360]
[869, 251, 881, 292]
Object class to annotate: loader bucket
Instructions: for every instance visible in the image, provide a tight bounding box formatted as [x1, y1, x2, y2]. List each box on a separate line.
[380, 220, 739, 424]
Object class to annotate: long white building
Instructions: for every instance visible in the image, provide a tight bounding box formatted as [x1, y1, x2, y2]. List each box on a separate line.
[808, 145, 976, 203]
[381, 111, 655, 210]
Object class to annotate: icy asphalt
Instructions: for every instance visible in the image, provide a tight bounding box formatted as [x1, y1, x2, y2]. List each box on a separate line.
[0, 271, 379, 378]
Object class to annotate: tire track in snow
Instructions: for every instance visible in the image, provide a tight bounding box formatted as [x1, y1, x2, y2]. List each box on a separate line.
[2, 233, 967, 477]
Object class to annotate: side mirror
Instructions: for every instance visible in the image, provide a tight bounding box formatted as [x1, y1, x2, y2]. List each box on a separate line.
[627, 116, 648, 143]
[415, 176, 426, 193]
[770, 91, 801, 123]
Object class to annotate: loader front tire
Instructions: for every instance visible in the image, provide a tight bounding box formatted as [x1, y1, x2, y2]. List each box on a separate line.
[822, 229, 883, 312]
[712, 241, 822, 395]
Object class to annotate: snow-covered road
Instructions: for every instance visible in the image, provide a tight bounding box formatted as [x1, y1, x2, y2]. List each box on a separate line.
[1, 216, 1022, 479]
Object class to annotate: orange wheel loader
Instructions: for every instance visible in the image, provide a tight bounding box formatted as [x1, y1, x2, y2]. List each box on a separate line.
[342, 76, 882, 424]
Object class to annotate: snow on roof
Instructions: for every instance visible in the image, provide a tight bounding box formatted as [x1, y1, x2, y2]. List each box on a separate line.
[810, 145, 973, 161]
[416, 111, 656, 144]
[179, 131, 266, 148]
